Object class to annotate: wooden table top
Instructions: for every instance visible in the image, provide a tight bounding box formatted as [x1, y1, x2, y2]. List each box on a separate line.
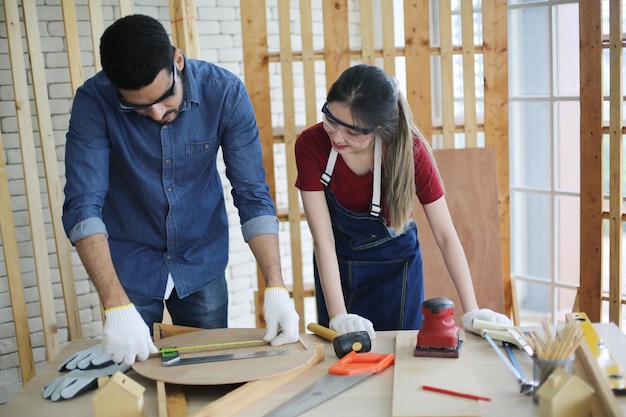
[2, 323, 626, 417]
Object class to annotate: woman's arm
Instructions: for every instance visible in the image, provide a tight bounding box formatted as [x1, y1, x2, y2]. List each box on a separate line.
[300, 190, 348, 318]
[419, 195, 479, 313]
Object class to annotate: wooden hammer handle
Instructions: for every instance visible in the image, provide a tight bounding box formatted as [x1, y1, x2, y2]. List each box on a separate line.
[307, 323, 339, 341]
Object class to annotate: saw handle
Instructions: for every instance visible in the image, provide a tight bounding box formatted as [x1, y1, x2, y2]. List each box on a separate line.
[329, 350, 395, 376]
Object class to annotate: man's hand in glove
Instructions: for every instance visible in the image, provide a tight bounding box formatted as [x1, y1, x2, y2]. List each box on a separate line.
[102, 303, 158, 365]
[58, 343, 113, 371]
[262, 287, 299, 346]
[461, 308, 511, 335]
[43, 362, 130, 401]
[329, 313, 376, 340]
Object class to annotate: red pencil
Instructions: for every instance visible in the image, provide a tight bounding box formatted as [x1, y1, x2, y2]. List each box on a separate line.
[422, 385, 492, 402]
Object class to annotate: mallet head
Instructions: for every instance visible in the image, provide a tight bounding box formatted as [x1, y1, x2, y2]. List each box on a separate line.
[332, 331, 372, 358]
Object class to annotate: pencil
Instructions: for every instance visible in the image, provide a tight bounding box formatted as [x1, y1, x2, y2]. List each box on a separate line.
[422, 385, 492, 402]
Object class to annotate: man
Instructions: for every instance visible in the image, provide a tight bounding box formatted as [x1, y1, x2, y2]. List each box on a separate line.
[62, 14, 299, 365]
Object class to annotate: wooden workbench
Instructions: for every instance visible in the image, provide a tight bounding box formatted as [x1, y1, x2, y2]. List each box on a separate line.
[2, 324, 626, 416]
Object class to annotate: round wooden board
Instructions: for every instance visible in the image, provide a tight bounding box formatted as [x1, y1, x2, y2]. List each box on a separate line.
[133, 328, 316, 385]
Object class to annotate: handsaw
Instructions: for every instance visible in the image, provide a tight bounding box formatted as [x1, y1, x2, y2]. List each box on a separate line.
[262, 350, 395, 417]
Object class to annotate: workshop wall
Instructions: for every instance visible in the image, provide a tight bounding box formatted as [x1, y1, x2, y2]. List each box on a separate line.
[0, 0, 313, 404]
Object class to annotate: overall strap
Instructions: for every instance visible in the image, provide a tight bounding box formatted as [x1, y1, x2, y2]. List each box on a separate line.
[319, 137, 382, 217]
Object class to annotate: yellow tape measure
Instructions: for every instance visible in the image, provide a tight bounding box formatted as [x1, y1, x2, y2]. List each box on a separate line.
[159, 339, 267, 354]
[569, 312, 626, 393]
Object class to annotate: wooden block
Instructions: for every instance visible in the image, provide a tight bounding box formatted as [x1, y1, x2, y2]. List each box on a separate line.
[415, 148, 505, 325]
[392, 331, 480, 417]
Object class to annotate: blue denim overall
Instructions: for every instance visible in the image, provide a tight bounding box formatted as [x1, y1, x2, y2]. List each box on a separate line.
[314, 138, 425, 330]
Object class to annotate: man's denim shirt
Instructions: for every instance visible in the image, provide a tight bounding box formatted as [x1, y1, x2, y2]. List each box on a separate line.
[62, 58, 278, 299]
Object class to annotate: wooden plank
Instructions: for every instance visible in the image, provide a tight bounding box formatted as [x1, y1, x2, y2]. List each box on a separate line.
[278, 0, 305, 332]
[118, 0, 132, 17]
[381, 1, 396, 75]
[0, 129, 34, 384]
[4, 0, 60, 360]
[578, 0, 604, 321]
[240, 0, 273, 327]
[566, 314, 623, 417]
[61, 0, 83, 96]
[299, 0, 317, 125]
[153, 323, 197, 417]
[187, 343, 324, 417]
[482, 0, 512, 321]
[21, 0, 82, 341]
[608, 0, 623, 326]
[438, 0, 454, 148]
[460, 0, 477, 147]
[404, 0, 432, 139]
[88, 0, 104, 72]
[169, 0, 200, 59]
[322, 0, 350, 89]
[415, 148, 505, 324]
[392, 331, 479, 417]
[360, 0, 375, 64]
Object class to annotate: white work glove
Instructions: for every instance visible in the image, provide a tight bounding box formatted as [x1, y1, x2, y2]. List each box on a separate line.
[262, 287, 300, 346]
[58, 343, 113, 371]
[461, 308, 511, 335]
[102, 303, 158, 365]
[329, 313, 376, 341]
[43, 362, 130, 401]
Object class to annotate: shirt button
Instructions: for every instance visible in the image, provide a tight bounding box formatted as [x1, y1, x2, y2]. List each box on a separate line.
[204, 144, 209, 149]
[168, 187, 172, 192]
[166, 159, 171, 164]
[166, 255, 172, 260]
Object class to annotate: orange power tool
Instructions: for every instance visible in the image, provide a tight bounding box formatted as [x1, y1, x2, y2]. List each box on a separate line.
[414, 297, 462, 358]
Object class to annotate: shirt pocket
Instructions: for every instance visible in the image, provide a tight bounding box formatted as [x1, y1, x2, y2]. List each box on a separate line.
[184, 139, 217, 180]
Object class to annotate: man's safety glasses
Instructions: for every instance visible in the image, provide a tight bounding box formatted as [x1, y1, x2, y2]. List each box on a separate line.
[118, 62, 177, 111]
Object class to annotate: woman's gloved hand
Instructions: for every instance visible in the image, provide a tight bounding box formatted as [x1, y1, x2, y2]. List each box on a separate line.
[329, 313, 376, 340]
[461, 308, 511, 335]
[262, 287, 300, 346]
[102, 303, 158, 365]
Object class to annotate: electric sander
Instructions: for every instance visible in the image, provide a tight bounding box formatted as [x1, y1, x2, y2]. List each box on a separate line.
[414, 297, 462, 358]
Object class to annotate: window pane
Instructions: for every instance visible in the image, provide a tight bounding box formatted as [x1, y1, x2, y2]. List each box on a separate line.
[554, 4, 580, 96]
[555, 101, 580, 192]
[557, 195, 579, 286]
[510, 101, 551, 188]
[516, 280, 552, 324]
[509, 6, 550, 96]
[511, 191, 551, 279]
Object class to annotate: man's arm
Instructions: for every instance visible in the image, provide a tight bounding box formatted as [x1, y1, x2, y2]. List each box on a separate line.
[247, 233, 299, 346]
[75, 233, 129, 309]
[247, 233, 287, 288]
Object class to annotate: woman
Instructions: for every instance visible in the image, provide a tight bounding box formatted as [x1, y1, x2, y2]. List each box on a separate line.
[295, 65, 509, 339]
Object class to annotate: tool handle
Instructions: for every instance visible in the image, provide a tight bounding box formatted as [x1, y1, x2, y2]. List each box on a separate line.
[329, 350, 395, 375]
[307, 323, 339, 341]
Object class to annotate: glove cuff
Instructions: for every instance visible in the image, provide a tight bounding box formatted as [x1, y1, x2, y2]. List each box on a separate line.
[264, 287, 290, 303]
[104, 303, 140, 326]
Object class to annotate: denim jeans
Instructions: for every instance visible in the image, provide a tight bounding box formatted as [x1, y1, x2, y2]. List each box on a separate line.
[129, 274, 228, 335]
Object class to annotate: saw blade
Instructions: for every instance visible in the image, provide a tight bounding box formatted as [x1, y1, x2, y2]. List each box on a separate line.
[262, 372, 372, 417]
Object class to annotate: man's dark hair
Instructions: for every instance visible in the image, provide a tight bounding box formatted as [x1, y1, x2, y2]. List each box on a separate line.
[100, 14, 174, 90]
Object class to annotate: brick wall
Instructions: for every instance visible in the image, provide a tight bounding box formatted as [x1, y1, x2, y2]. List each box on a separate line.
[0, 0, 316, 404]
